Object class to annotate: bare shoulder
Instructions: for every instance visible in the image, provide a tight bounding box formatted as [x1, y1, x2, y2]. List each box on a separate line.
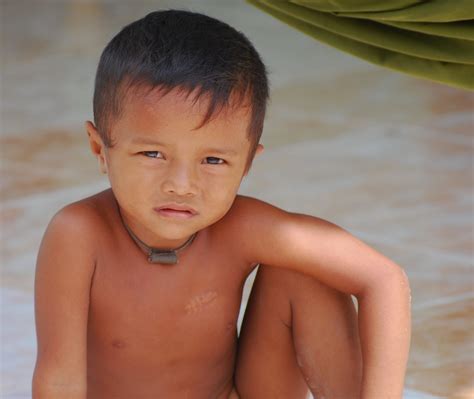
[54, 188, 114, 221]
[226, 194, 308, 233]
[218, 195, 294, 263]
[35, 188, 116, 294]
[229, 194, 344, 235]
[228, 194, 286, 220]
[45, 189, 115, 239]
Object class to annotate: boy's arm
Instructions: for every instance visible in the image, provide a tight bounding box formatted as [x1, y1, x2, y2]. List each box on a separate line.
[32, 204, 97, 399]
[238, 197, 411, 399]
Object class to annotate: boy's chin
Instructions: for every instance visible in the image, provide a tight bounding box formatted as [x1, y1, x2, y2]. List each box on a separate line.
[151, 224, 199, 241]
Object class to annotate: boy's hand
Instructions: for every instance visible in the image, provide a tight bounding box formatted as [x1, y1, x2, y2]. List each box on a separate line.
[235, 196, 411, 398]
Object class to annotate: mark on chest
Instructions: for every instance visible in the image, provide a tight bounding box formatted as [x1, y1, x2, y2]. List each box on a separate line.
[185, 290, 218, 314]
[111, 339, 126, 349]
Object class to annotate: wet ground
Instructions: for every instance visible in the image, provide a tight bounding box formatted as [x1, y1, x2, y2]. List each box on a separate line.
[1, 1, 473, 398]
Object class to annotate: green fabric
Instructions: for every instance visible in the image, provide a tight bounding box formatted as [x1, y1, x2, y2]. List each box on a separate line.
[247, 0, 474, 90]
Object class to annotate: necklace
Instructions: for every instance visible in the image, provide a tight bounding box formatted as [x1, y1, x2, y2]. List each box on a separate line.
[117, 207, 197, 265]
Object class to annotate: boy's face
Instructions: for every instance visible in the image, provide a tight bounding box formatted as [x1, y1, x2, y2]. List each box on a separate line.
[86, 87, 263, 249]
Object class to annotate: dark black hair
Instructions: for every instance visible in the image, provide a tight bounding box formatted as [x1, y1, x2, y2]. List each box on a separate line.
[93, 9, 269, 164]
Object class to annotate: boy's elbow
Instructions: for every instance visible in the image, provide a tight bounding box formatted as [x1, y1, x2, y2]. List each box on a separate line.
[360, 261, 411, 301]
[390, 263, 411, 294]
[379, 262, 412, 304]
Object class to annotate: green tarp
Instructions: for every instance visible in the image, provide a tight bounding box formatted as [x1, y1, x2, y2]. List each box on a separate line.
[247, 1, 474, 90]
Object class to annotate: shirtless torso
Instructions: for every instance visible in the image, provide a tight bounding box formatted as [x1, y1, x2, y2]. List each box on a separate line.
[68, 189, 253, 398]
[34, 178, 393, 398]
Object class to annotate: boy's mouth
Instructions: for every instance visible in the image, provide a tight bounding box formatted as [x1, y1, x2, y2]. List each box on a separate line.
[154, 204, 197, 219]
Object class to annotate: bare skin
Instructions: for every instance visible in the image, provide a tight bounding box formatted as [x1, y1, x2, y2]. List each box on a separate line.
[34, 189, 361, 398]
[33, 87, 410, 398]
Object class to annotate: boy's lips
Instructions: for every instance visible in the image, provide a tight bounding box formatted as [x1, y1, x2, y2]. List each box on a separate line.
[154, 204, 198, 219]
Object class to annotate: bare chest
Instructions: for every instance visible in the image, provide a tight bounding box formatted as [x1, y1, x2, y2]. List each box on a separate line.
[89, 256, 243, 340]
[86, 241, 247, 394]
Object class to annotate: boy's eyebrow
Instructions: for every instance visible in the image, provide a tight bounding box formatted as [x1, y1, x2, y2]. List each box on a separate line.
[130, 137, 167, 146]
[130, 136, 165, 146]
[205, 148, 238, 156]
[130, 136, 238, 156]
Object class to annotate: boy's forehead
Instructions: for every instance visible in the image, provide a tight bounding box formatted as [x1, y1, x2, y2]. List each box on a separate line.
[116, 88, 251, 148]
[121, 85, 251, 131]
[136, 86, 206, 116]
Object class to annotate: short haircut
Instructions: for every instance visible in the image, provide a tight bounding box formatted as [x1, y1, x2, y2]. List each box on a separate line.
[93, 9, 269, 164]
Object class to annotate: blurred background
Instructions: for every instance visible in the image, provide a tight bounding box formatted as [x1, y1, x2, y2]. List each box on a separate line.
[1, 1, 473, 398]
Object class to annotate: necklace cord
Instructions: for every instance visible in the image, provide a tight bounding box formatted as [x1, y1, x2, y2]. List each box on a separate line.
[116, 204, 197, 262]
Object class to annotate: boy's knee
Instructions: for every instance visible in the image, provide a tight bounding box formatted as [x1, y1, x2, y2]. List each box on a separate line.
[253, 265, 359, 340]
[258, 265, 350, 306]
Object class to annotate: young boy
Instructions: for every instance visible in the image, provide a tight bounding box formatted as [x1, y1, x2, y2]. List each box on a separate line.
[32, 10, 411, 399]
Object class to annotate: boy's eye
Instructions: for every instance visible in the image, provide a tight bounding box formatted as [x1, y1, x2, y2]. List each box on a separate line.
[204, 157, 225, 165]
[141, 151, 163, 159]
[140, 152, 224, 164]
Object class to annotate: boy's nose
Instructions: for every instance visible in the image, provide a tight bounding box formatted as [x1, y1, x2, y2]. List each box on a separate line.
[161, 162, 198, 197]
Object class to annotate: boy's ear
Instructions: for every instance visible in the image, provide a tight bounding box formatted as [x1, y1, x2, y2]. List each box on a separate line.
[255, 143, 264, 156]
[85, 121, 108, 174]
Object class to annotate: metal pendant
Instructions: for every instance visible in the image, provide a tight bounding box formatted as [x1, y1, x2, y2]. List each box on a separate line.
[148, 251, 178, 265]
